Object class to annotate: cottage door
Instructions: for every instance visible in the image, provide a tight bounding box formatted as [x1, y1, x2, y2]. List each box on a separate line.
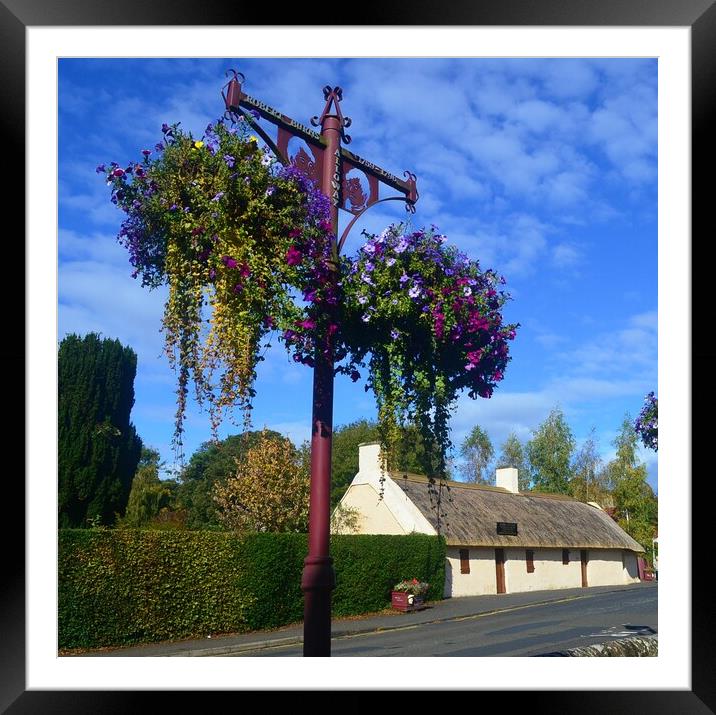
[495, 548, 506, 594]
[580, 549, 588, 587]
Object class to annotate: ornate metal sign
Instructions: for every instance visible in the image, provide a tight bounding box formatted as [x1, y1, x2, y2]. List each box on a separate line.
[222, 70, 418, 227]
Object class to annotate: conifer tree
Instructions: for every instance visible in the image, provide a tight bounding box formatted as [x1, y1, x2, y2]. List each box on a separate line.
[58, 333, 142, 527]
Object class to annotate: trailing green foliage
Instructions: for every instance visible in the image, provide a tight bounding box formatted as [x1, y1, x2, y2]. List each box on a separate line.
[58, 333, 142, 527]
[58, 529, 445, 650]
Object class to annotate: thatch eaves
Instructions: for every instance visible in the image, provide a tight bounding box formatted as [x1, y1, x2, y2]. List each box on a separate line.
[388, 472, 644, 552]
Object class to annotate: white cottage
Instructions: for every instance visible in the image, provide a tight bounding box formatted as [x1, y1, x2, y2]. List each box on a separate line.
[334, 443, 644, 597]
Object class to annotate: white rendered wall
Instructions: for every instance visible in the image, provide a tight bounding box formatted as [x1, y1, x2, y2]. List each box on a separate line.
[446, 547, 642, 596]
[335, 483, 406, 535]
[587, 549, 641, 586]
[445, 547, 497, 597]
[333, 443, 438, 537]
[503, 548, 583, 593]
[624, 550, 640, 581]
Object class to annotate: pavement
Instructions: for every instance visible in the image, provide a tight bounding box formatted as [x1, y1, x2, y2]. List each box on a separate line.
[71, 581, 656, 657]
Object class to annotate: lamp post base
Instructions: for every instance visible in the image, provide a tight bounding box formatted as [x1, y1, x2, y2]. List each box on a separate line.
[301, 555, 336, 656]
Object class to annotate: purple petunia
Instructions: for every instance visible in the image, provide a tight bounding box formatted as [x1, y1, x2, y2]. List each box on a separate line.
[223, 154, 235, 168]
[395, 237, 409, 253]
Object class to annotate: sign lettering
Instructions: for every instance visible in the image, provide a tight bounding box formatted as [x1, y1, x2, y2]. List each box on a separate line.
[241, 93, 322, 143]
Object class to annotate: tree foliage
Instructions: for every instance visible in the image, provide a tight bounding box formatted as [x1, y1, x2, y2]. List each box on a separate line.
[120, 447, 175, 527]
[604, 417, 658, 551]
[213, 429, 310, 532]
[58, 332, 142, 527]
[569, 428, 611, 504]
[496, 432, 531, 491]
[459, 425, 494, 485]
[175, 429, 284, 529]
[526, 407, 575, 494]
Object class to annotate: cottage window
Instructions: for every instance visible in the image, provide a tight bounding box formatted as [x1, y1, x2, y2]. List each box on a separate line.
[562, 549, 569, 565]
[459, 549, 470, 574]
[526, 550, 535, 573]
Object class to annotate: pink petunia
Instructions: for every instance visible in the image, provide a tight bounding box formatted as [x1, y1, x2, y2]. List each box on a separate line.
[286, 246, 303, 266]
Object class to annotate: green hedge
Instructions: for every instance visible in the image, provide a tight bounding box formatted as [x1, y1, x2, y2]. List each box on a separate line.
[58, 529, 445, 650]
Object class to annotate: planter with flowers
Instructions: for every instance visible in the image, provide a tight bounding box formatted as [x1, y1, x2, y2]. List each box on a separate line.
[391, 578, 429, 612]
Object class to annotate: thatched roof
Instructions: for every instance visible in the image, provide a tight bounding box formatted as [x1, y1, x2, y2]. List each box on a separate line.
[389, 472, 644, 552]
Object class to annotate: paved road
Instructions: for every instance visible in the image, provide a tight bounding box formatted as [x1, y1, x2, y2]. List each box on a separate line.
[77, 582, 656, 657]
[226, 585, 657, 657]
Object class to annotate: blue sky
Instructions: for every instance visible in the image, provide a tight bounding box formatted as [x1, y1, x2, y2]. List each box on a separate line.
[58, 57, 658, 490]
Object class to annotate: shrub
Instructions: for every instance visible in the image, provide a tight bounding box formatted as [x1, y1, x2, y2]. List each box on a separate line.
[58, 529, 445, 650]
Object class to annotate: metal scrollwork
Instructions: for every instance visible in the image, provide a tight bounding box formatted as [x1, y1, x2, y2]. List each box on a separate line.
[311, 86, 352, 144]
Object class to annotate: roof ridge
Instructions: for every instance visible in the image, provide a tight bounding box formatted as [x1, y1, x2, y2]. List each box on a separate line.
[387, 472, 510, 493]
[387, 472, 579, 501]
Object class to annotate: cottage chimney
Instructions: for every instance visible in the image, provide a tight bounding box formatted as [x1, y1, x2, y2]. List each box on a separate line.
[496, 467, 519, 493]
[358, 442, 384, 477]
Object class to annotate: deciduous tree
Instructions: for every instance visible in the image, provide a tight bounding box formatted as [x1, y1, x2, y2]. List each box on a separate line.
[213, 429, 310, 532]
[569, 428, 610, 504]
[175, 430, 284, 529]
[604, 417, 657, 553]
[121, 447, 175, 527]
[459, 425, 494, 485]
[496, 432, 531, 491]
[526, 407, 575, 494]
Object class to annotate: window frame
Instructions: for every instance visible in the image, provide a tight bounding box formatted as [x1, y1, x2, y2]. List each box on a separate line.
[459, 548, 470, 574]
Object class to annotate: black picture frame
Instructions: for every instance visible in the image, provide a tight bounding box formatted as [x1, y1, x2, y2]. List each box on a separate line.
[8, 0, 710, 711]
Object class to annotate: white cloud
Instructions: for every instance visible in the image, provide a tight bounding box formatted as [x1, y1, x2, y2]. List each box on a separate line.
[551, 242, 581, 269]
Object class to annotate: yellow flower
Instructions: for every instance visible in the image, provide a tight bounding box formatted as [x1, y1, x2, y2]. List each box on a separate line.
[249, 135, 258, 143]
[194, 141, 204, 149]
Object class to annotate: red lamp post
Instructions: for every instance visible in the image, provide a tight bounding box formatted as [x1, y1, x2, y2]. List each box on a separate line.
[222, 72, 418, 656]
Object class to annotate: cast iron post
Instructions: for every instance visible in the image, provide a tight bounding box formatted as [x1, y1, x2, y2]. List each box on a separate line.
[222, 74, 417, 657]
[301, 111, 341, 657]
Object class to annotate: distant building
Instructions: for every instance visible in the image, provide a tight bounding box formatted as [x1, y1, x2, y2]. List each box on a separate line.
[334, 443, 644, 597]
